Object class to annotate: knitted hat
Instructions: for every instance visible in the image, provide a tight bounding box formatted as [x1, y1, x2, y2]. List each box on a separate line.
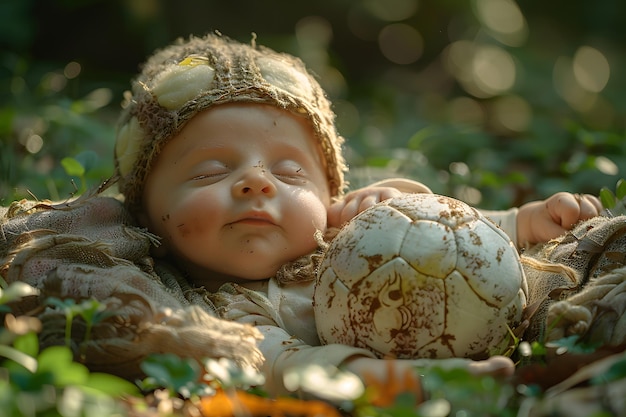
[114, 33, 346, 213]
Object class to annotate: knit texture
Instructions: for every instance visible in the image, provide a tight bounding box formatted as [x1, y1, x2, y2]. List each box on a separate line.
[114, 33, 346, 214]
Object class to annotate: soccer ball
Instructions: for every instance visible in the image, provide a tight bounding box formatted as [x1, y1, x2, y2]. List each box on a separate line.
[314, 193, 528, 359]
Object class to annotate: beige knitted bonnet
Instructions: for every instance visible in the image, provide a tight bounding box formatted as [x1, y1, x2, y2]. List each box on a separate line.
[114, 33, 346, 213]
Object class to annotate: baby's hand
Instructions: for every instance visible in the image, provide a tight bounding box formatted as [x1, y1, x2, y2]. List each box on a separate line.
[517, 192, 602, 246]
[327, 186, 404, 228]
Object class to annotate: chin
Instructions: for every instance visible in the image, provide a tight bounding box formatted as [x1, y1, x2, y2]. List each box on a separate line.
[238, 266, 279, 281]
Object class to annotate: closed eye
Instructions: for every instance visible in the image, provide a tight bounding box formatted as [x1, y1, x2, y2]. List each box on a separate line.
[190, 169, 229, 183]
[272, 162, 308, 184]
[192, 172, 228, 181]
[189, 161, 230, 183]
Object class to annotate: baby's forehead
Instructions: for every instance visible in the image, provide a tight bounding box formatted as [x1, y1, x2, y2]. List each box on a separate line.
[168, 103, 326, 160]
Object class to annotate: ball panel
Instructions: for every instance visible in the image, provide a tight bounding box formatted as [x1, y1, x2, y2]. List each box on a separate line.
[388, 193, 479, 228]
[327, 205, 412, 285]
[478, 215, 531, 298]
[454, 220, 525, 308]
[314, 266, 356, 346]
[443, 270, 515, 357]
[315, 265, 346, 312]
[400, 219, 457, 279]
[347, 258, 446, 358]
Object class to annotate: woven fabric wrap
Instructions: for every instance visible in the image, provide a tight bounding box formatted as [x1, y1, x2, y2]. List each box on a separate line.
[522, 214, 626, 346]
[0, 194, 262, 380]
[115, 33, 346, 214]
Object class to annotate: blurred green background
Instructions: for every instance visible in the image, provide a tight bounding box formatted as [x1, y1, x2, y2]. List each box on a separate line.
[1, 0, 624, 209]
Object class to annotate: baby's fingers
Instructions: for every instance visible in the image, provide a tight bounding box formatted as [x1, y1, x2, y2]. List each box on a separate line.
[577, 194, 602, 219]
[327, 201, 351, 228]
[546, 192, 579, 228]
[327, 196, 370, 227]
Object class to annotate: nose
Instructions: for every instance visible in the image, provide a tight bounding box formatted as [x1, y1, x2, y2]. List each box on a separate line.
[232, 166, 277, 197]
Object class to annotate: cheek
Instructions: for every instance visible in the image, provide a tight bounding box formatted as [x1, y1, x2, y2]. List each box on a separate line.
[173, 217, 200, 239]
[293, 192, 328, 231]
[311, 203, 328, 231]
[152, 192, 221, 245]
[169, 198, 215, 240]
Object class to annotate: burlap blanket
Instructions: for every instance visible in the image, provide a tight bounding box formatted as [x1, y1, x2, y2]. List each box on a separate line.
[0, 191, 262, 379]
[515, 213, 626, 415]
[522, 214, 626, 347]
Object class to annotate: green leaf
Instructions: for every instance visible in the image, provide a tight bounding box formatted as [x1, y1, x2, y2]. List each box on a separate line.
[83, 372, 141, 397]
[616, 178, 626, 200]
[13, 332, 39, 357]
[140, 353, 201, 392]
[46, 296, 77, 311]
[545, 335, 599, 355]
[530, 340, 547, 357]
[599, 187, 616, 210]
[76, 299, 110, 326]
[37, 346, 90, 386]
[61, 157, 85, 177]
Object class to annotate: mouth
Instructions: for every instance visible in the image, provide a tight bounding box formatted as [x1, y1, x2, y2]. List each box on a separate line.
[230, 211, 276, 226]
[235, 218, 274, 226]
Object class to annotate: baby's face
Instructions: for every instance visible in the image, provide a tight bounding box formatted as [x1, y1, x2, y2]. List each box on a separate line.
[141, 103, 331, 290]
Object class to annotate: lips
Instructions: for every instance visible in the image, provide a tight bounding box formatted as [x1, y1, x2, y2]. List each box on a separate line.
[230, 211, 276, 226]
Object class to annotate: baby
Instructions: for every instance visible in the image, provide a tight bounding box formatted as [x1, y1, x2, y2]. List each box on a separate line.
[113, 33, 602, 396]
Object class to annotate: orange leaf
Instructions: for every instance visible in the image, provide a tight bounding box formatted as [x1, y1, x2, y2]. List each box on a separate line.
[199, 390, 342, 417]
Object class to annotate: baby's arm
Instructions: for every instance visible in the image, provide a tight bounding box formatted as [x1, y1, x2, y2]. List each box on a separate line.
[254, 324, 375, 395]
[469, 192, 601, 248]
[213, 281, 514, 399]
[258, 326, 514, 398]
[516, 192, 602, 247]
[333, 179, 603, 248]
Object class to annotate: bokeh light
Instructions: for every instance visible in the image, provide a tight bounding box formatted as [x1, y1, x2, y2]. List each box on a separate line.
[63, 61, 81, 79]
[450, 161, 470, 177]
[364, 0, 418, 21]
[25, 134, 43, 154]
[445, 41, 516, 98]
[553, 53, 615, 128]
[447, 97, 484, 126]
[378, 23, 424, 65]
[490, 95, 532, 132]
[83, 88, 113, 111]
[473, 0, 528, 46]
[472, 45, 516, 95]
[41, 72, 66, 93]
[296, 16, 333, 48]
[295, 16, 347, 99]
[455, 184, 482, 206]
[573, 46, 610, 93]
[595, 156, 619, 176]
[554, 56, 593, 111]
